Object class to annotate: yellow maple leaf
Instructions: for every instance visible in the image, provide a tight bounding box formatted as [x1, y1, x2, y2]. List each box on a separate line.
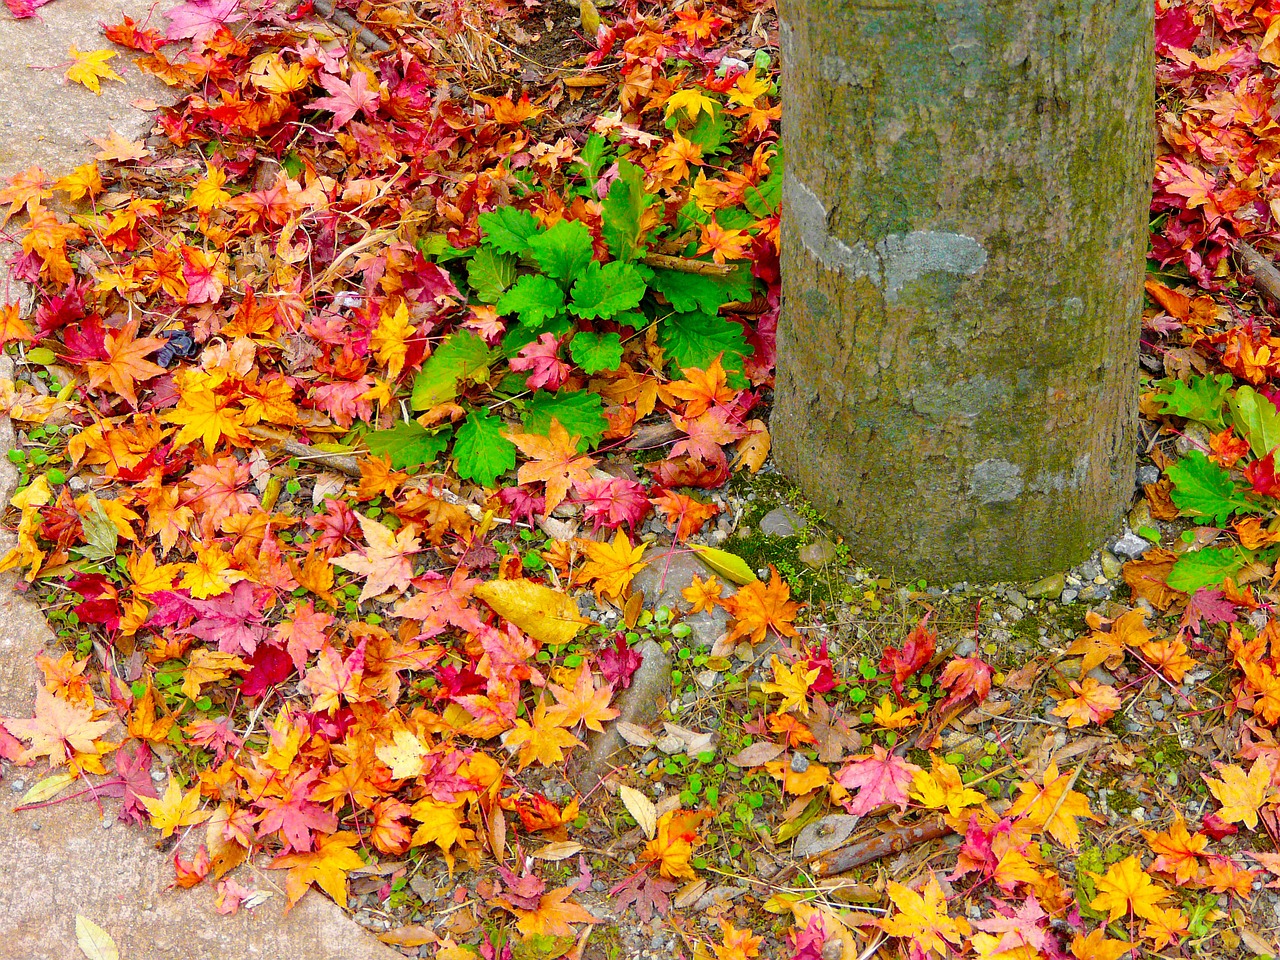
[270, 830, 365, 909]
[126, 549, 181, 596]
[507, 886, 596, 937]
[66, 47, 124, 95]
[910, 756, 986, 818]
[760, 655, 818, 716]
[1007, 762, 1099, 849]
[472, 578, 587, 646]
[168, 386, 246, 454]
[576, 530, 647, 604]
[1204, 757, 1279, 829]
[1069, 929, 1133, 960]
[54, 162, 103, 203]
[179, 542, 243, 599]
[501, 701, 583, 771]
[140, 775, 211, 836]
[332, 512, 421, 602]
[877, 872, 971, 957]
[664, 87, 718, 123]
[1088, 855, 1169, 922]
[409, 797, 475, 870]
[375, 728, 428, 779]
[872, 694, 920, 729]
[371, 299, 411, 380]
[181, 648, 249, 699]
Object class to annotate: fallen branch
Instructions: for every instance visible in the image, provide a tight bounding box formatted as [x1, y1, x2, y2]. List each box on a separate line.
[809, 815, 951, 876]
[809, 798, 1011, 876]
[310, 0, 392, 52]
[1238, 241, 1280, 304]
[245, 425, 363, 477]
[641, 252, 735, 276]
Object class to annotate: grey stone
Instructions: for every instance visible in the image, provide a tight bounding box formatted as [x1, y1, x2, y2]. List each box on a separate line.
[683, 607, 730, 650]
[631, 549, 717, 611]
[1025, 573, 1065, 599]
[1112, 531, 1152, 559]
[1128, 499, 1153, 531]
[759, 506, 805, 537]
[574, 639, 672, 791]
[790, 753, 810, 773]
[1005, 589, 1027, 609]
[1137, 465, 1161, 486]
[1079, 560, 1100, 580]
[955, 638, 977, 657]
[1100, 550, 1123, 580]
[1061, 588, 1079, 603]
[798, 538, 838, 567]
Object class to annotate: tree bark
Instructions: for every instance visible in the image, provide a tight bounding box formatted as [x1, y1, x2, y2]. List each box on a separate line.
[771, 0, 1152, 582]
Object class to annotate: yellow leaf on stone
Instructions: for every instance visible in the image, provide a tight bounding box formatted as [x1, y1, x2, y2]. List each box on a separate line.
[66, 47, 124, 95]
[473, 579, 587, 646]
[75, 916, 119, 960]
[691, 544, 757, 584]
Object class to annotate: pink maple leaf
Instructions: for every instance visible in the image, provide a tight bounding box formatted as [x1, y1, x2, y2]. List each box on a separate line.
[573, 475, 650, 531]
[185, 581, 269, 656]
[509, 333, 570, 391]
[273, 600, 334, 671]
[598, 633, 642, 689]
[164, 0, 243, 41]
[1179, 587, 1238, 637]
[834, 744, 920, 816]
[253, 766, 338, 852]
[971, 897, 1052, 954]
[98, 741, 159, 825]
[4, 0, 54, 19]
[306, 70, 381, 129]
[670, 408, 746, 466]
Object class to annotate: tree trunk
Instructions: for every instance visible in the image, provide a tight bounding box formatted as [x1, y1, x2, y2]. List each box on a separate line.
[771, 0, 1152, 582]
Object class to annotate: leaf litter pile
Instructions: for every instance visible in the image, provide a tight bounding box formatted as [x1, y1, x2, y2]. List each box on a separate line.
[6, 0, 1280, 957]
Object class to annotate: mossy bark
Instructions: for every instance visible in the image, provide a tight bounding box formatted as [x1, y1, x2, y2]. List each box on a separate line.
[771, 0, 1152, 582]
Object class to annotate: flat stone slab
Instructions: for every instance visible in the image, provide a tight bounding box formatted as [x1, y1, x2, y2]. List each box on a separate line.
[0, 4, 403, 957]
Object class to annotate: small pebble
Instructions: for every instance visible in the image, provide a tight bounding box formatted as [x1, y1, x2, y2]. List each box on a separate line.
[1137, 464, 1161, 486]
[790, 753, 810, 773]
[9, 779, 25, 794]
[1061, 588, 1078, 603]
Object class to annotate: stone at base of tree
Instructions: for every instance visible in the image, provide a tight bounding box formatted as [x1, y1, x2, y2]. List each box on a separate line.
[759, 506, 806, 537]
[799, 539, 838, 567]
[1111, 531, 1152, 560]
[1025, 573, 1066, 600]
[573, 639, 672, 793]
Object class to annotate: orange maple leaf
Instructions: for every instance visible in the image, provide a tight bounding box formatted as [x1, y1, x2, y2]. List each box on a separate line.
[662, 356, 736, 417]
[1051, 677, 1122, 728]
[500, 701, 583, 771]
[546, 664, 618, 732]
[4, 687, 114, 766]
[84, 318, 167, 408]
[0, 165, 50, 226]
[509, 419, 597, 514]
[270, 830, 365, 910]
[510, 885, 596, 937]
[1142, 814, 1209, 883]
[722, 567, 801, 643]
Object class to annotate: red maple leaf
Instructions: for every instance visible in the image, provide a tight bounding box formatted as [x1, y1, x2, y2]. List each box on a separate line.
[573, 476, 650, 532]
[254, 767, 339, 853]
[937, 656, 993, 711]
[879, 615, 936, 698]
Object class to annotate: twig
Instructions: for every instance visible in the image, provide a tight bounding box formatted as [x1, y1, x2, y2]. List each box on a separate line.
[1237, 241, 1280, 304]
